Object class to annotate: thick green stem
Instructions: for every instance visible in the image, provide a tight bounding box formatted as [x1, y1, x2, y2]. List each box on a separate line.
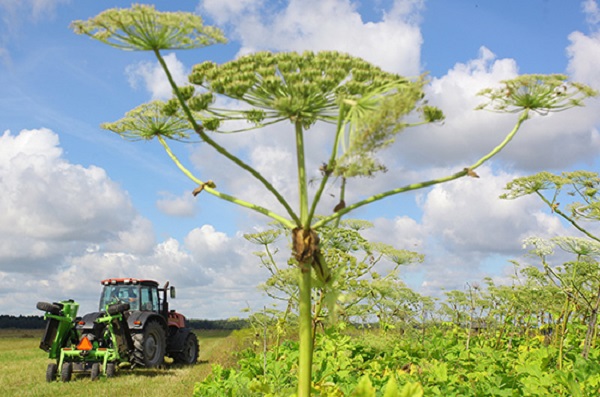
[314, 110, 530, 229]
[295, 121, 309, 226]
[294, 118, 314, 396]
[153, 49, 301, 226]
[157, 136, 295, 229]
[298, 264, 313, 397]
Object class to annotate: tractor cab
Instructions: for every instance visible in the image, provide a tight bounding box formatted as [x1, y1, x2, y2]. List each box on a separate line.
[99, 278, 167, 314]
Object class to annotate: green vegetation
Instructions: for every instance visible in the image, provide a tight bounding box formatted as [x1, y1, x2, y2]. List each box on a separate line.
[69, 5, 598, 396]
[195, 258, 600, 396]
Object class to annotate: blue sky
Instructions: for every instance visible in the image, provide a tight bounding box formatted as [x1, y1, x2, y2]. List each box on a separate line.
[1, 0, 599, 319]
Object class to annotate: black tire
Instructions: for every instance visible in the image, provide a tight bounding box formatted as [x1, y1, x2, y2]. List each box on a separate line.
[132, 321, 166, 368]
[106, 362, 116, 378]
[107, 302, 130, 316]
[46, 363, 57, 382]
[37, 301, 61, 315]
[60, 362, 72, 382]
[90, 362, 100, 381]
[175, 332, 199, 365]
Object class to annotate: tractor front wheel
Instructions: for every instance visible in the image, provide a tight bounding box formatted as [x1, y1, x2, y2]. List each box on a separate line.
[46, 363, 57, 382]
[175, 332, 199, 365]
[133, 322, 166, 368]
[90, 363, 100, 381]
[106, 362, 116, 378]
[60, 362, 72, 382]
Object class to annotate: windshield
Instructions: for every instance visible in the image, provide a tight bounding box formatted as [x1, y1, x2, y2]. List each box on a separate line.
[99, 285, 140, 311]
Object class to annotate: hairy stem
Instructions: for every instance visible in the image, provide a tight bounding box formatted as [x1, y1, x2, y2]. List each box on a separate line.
[307, 108, 347, 225]
[153, 49, 301, 226]
[295, 121, 309, 227]
[157, 136, 295, 229]
[314, 110, 530, 229]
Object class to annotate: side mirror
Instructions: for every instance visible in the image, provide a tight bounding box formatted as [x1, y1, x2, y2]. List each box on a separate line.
[170, 286, 176, 299]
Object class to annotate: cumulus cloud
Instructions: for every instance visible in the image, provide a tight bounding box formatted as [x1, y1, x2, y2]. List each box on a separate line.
[0, 128, 137, 270]
[358, 166, 570, 297]
[156, 191, 197, 217]
[0, 128, 273, 318]
[0, 129, 265, 318]
[419, 166, 566, 255]
[390, 46, 600, 171]
[126, 53, 189, 100]
[199, 0, 424, 75]
[567, 31, 600, 90]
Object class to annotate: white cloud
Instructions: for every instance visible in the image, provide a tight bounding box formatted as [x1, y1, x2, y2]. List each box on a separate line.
[4, 220, 271, 319]
[0, 128, 137, 270]
[199, 0, 424, 75]
[184, 225, 230, 257]
[389, 46, 600, 171]
[362, 216, 425, 250]
[156, 191, 197, 217]
[419, 166, 566, 254]
[126, 53, 189, 100]
[583, 0, 600, 26]
[567, 31, 600, 90]
[105, 216, 156, 254]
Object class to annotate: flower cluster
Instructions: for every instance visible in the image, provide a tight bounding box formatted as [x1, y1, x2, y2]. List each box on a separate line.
[71, 4, 226, 51]
[477, 74, 597, 115]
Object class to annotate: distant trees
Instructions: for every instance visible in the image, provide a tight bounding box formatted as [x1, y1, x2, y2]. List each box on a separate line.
[0, 315, 45, 329]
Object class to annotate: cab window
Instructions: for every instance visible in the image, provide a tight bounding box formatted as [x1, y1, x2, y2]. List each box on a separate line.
[140, 286, 159, 312]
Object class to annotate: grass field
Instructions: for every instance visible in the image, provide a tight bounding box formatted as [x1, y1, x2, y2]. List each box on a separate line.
[0, 329, 236, 397]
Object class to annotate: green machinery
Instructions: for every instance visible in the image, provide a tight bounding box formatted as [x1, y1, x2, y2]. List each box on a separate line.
[37, 278, 198, 382]
[37, 299, 133, 382]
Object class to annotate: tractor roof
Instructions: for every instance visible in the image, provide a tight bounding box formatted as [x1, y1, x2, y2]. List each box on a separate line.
[100, 278, 159, 288]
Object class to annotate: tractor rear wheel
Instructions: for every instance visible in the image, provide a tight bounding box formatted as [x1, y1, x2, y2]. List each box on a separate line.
[133, 321, 166, 368]
[60, 362, 72, 382]
[46, 363, 57, 382]
[175, 332, 199, 365]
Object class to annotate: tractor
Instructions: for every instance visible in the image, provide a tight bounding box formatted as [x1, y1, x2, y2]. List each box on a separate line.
[37, 278, 199, 381]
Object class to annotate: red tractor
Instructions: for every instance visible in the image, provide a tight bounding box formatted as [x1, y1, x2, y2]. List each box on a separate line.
[77, 278, 198, 368]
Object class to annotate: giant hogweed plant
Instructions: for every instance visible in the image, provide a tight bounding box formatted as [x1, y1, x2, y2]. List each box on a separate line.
[73, 5, 596, 396]
[503, 170, 600, 363]
[244, 220, 426, 336]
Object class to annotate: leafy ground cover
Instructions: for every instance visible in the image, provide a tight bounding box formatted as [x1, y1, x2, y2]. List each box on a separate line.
[196, 323, 600, 396]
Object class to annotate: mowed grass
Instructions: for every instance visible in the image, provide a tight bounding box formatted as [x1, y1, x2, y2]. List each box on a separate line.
[0, 329, 236, 397]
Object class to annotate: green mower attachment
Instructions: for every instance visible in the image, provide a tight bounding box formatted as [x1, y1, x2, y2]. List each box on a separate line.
[37, 300, 79, 360]
[38, 300, 133, 382]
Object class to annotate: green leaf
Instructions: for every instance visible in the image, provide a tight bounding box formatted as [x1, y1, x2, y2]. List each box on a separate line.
[351, 376, 376, 397]
[383, 377, 399, 397]
[398, 382, 424, 397]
